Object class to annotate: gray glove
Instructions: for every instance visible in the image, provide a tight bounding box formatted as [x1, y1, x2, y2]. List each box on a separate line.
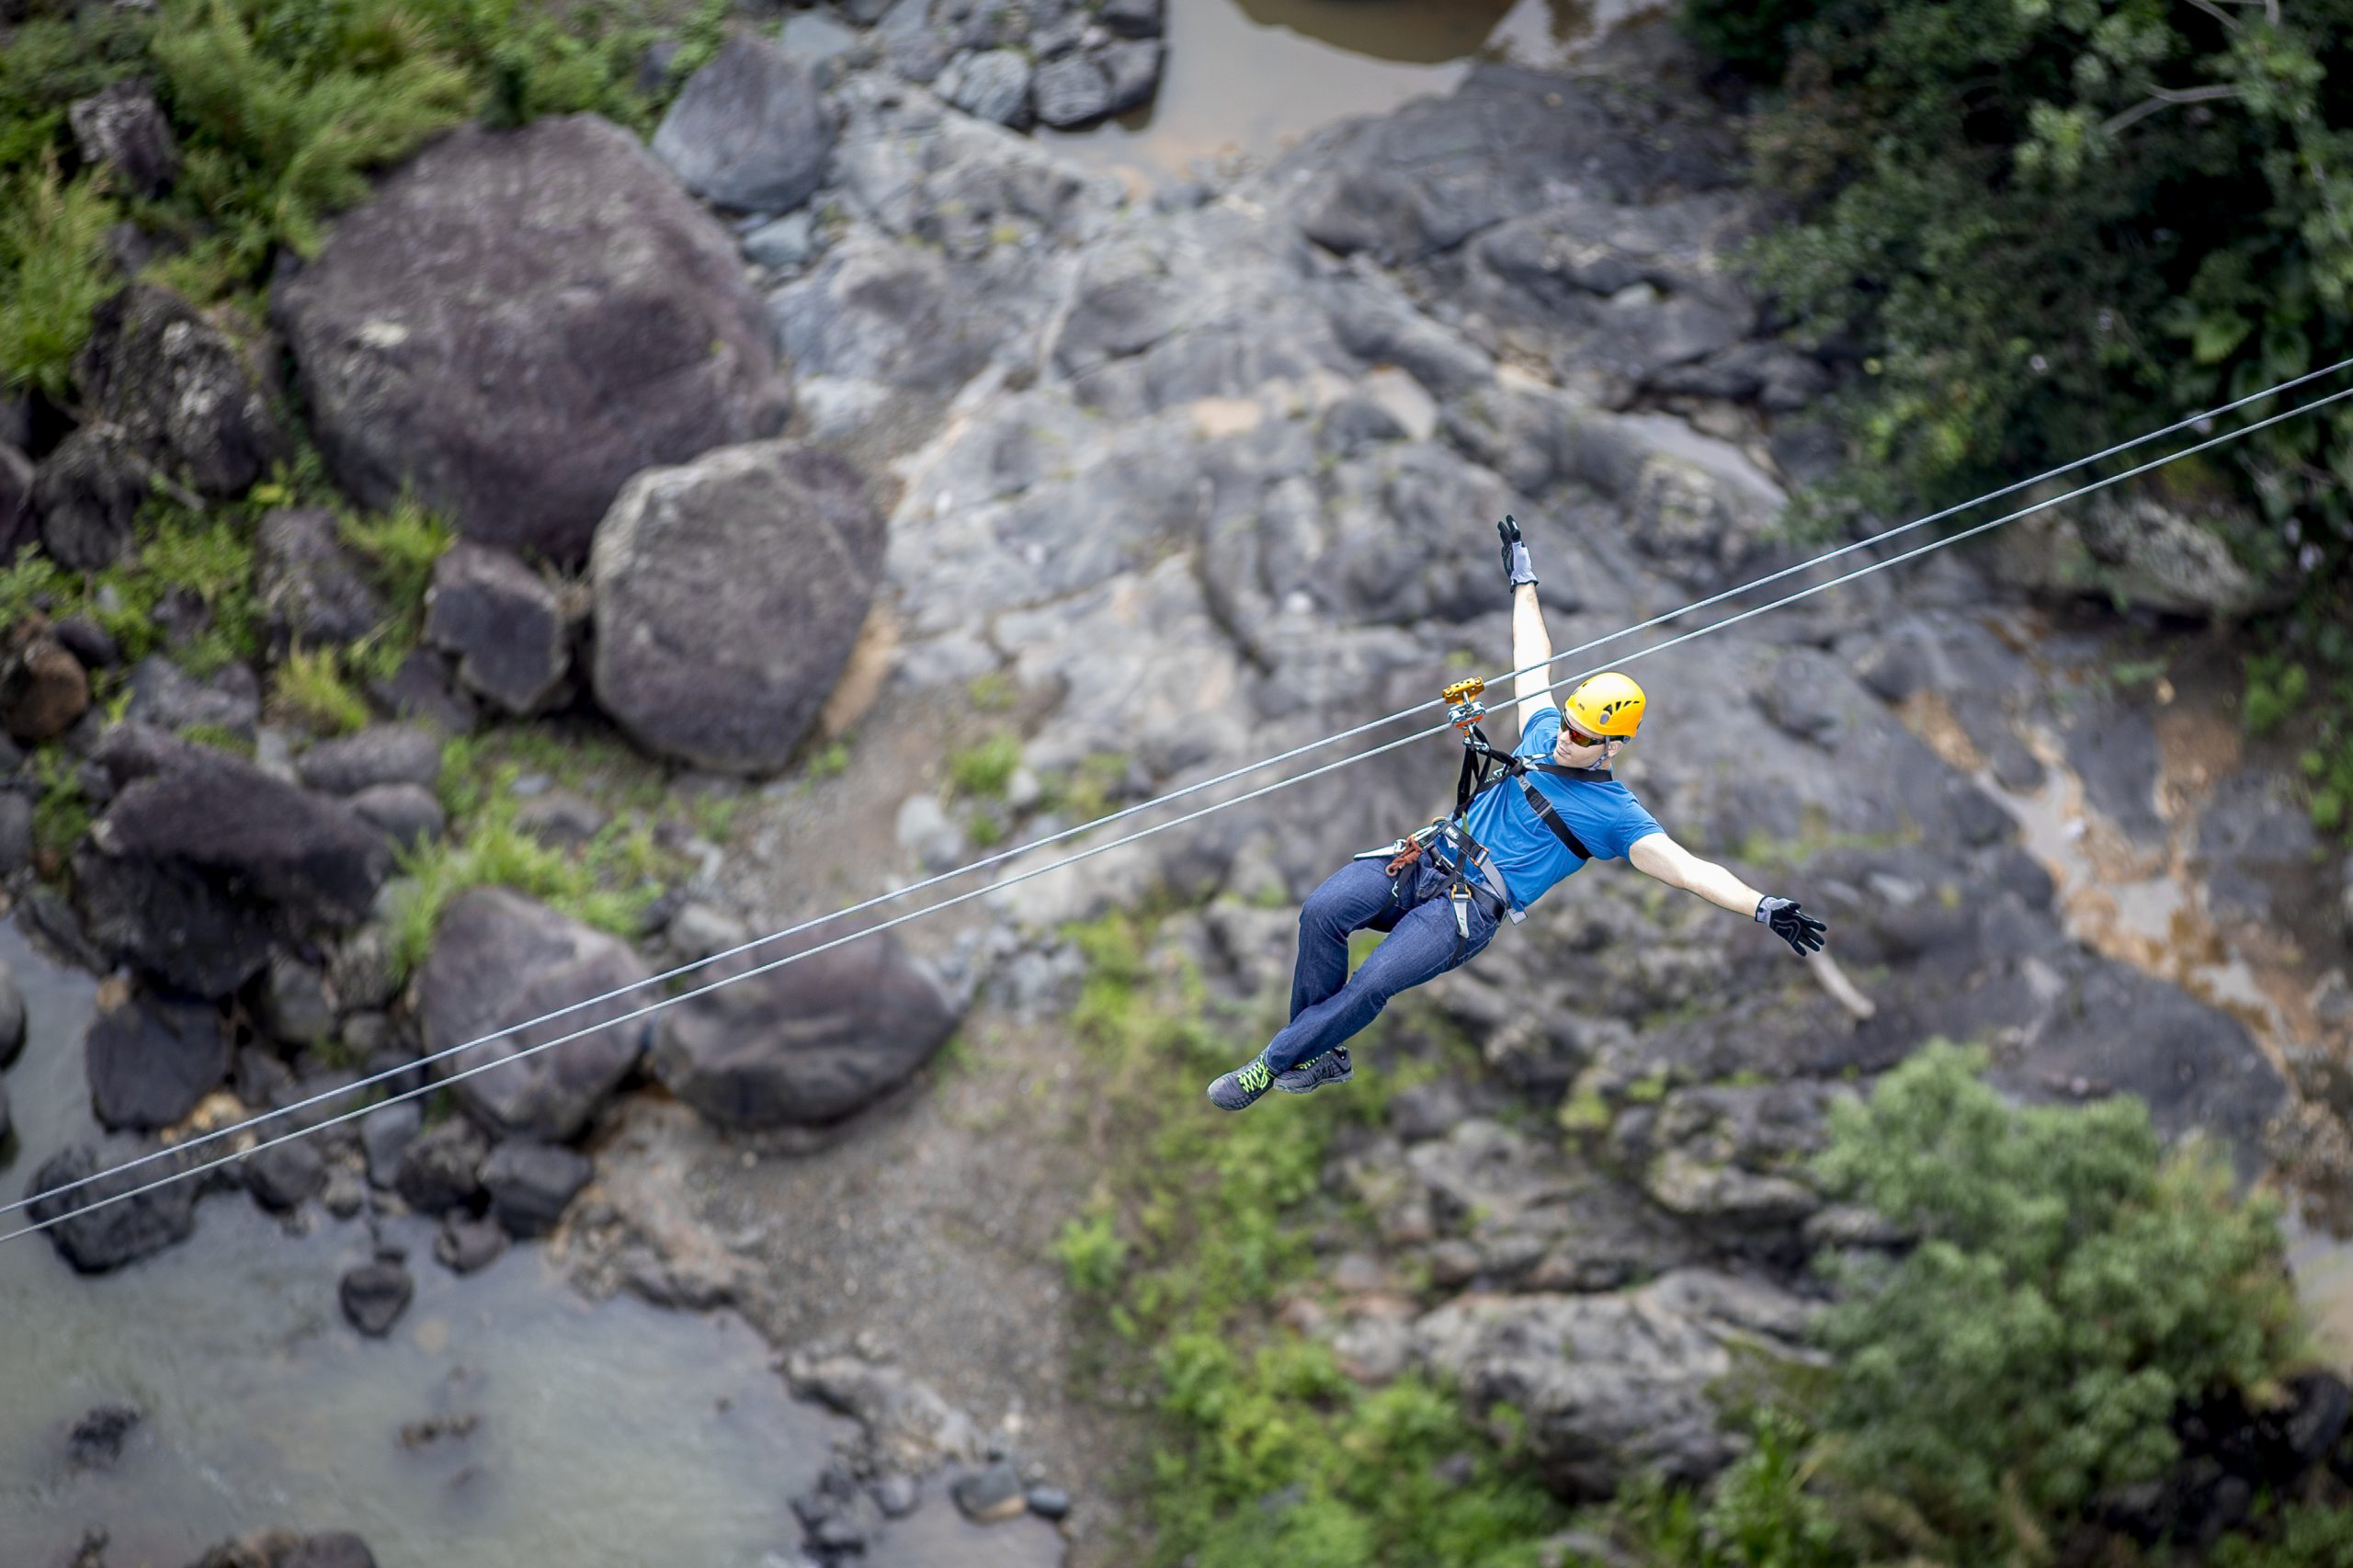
[1498, 514, 1538, 592]
[1756, 896, 1827, 955]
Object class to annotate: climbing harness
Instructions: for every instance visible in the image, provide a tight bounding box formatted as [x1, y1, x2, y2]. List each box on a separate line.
[12, 366, 2353, 1245]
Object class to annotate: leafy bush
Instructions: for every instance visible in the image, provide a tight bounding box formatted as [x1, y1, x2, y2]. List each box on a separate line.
[2211, 1500, 2353, 1568]
[1807, 1041, 2302, 1562]
[0, 159, 119, 395]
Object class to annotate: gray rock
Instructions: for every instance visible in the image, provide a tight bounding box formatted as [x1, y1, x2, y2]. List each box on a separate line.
[274, 115, 789, 565]
[371, 649, 479, 735]
[1412, 1269, 1811, 1500]
[122, 655, 260, 742]
[51, 616, 119, 671]
[329, 924, 403, 1014]
[1097, 0, 1163, 36]
[85, 986, 231, 1131]
[946, 50, 1031, 126]
[0, 439, 32, 561]
[877, 0, 951, 81]
[2193, 780, 2322, 926]
[0, 786, 25, 880]
[0, 1080, 9, 1148]
[436, 1214, 508, 1274]
[393, 1115, 489, 1215]
[422, 544, 574, 716]
[951, 1459, 1026, 1523]
[74, 284, 284, 499]
[256, 507, 388, 651]
[340, 1258, 415, 1337]
[652, 920, 959, 1127]
[256, 954, 335, 1047]
[246, 1137, 328, 1211]
[1025, 1484, 1072, 1521]
[417, 887, 652, 1141]
[74, 726, 392, 998]
[322, 1168, 367, 1219]
[1031, 53, 1111, 128]
[362, 1097, 422, 1188]
[68, 80, 178, 197]
[590, 441, 881, 773]
[26, 1142, 199, 1273]
[349, 782, 446, 853]
[1054, 243, 1183, 374]
[743, 210, 817, 270]
[652, 35, 835, 212]
[32, 426, 144, 571]
[665, 901, 750, 965]
[1988, 480, 2293, 619]
[512, 789, 607, 849]
[480, 1140, 593, 1237]
[870, 1472, 921, 1518]
[1098, 39, 1163, 114]
[297, 724, 443, 797]
[895, 793, 963, 871]
[0, 635, 87, 744]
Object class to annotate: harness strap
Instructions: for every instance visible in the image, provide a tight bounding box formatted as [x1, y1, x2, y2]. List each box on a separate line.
[1515, 777, 1595, 862]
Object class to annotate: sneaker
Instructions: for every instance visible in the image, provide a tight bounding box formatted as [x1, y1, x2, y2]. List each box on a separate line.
[1275, 1046, 1352, 1095]
[1206, 1054, 1277, 1112]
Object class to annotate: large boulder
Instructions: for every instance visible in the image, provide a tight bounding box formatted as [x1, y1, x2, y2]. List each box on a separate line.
[85, 984, 231, 1131]
[272, 114, 790, 565]
[25, 1142, 199, 1274]
[415, 887, 651, 1141]
[1412, 1269, 1813, 1500]
[590, 440, 881, 772]
[651, 918, 958, 1126]
[256, 507, 387, 650]
[74, 284, 285, 499]
[651, 34, 834, 213]
[1988, 479, 2294, 619]
[74, 726, 394, 998]
[420, 543, 573, 715]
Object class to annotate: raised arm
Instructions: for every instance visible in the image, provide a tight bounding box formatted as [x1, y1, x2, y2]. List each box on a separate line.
[1628, 832, 1829, 954]
[1497, 517, 1555, 730]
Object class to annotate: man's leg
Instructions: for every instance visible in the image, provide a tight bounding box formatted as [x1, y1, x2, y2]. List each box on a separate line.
[1288, 858, 1408, 1023]
[1209, 872, 1498, 1110]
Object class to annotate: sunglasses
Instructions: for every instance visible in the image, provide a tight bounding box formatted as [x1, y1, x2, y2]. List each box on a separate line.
[1563, 727, 1620, 751]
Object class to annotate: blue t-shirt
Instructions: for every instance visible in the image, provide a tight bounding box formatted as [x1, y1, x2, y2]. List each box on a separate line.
[1458, 706, 1662, 912]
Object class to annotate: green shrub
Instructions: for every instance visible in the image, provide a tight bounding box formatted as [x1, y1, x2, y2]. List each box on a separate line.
[2212, 1501, 2353, 1568]
[86, 504, 264, 676]
[1053, 1211, 1128, 1298]
[0, 8, 157, 175]
[1808, 1041, 2302, 1562]
[29, 747, 91, 869]
[274, 644, 370, 734]
[2245, 655, 2310, 736]
[340, 494, 455, 619]
[0, 159, 119, 396]
[948, 732, 1022, 800]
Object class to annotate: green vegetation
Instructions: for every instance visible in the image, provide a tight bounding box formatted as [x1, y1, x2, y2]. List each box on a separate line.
[92, 502, 266, 676]
[0, 158, 118, 395]
[30, 746, 92, 870]
[947, 731, 1023, 800]
[338, 493, 457, 680]
[1056, 912, 1573, 1567]
[273, 644, 370, 734]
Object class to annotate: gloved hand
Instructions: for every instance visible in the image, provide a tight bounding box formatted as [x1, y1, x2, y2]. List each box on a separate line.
[1498, 514, 1538, 592]
[1756, 896, 1827, 955]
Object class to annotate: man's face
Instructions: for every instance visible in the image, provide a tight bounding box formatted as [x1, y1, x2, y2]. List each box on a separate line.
[1554, 723, 1619, 766]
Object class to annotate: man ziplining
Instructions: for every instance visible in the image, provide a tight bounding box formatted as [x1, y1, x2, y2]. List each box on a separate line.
[1207, 517, 1831, 1112]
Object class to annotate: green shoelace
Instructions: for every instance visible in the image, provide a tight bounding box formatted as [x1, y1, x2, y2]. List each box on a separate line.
[1236, 1060, 1271, 1094]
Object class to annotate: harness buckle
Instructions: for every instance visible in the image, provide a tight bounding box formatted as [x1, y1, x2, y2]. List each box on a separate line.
[1449, 882, 1472, 940]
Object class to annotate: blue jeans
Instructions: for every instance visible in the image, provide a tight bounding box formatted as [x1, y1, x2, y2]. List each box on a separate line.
[1262, 856, 1501, 1073]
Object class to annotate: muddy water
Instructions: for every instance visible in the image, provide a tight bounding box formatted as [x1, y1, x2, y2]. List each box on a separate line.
[0, 918, 853, 1568]
[1040, 0, 1651, 184]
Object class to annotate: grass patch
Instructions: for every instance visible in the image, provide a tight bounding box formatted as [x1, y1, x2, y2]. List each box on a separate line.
[273, 644, 370, 734]
[337, 491, 456, 682]
[30, 747, 92, 874]
[0, 156, 117, 397]
[947, 731, 1022, 800]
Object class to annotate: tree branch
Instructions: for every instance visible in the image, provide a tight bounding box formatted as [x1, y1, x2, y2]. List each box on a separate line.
[2102, 83, 2244, 136]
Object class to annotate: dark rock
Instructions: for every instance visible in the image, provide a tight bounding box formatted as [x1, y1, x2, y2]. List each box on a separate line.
[1054, 244, 1183, 374]
[26, 883, 111, 975]
[1098, 0, 1162, 36]
[512, 789, 607, 849]
[75, 725, 392, 997]
[416, 887, 652, 1141]
[297, 724, 442, 797]
[0, 1080, 9, 1147]
[234, 1044, 295, 1108]
[75, 285, 284, 498]
[32, 426, 145, 570]
[393, 1115, 489, 1215]
[339, 1258, 414, 1337]
[187, 1529, 380, 1568]
[421, 544, 572, 716]
[480, 1140, 593, 1237]
[652, 918, 958, 1126]
[51, 616, 119, 671]
[1098, 39, 1163, 114]
[348, 782, 445, 852]
[951, 1459, 1027, 1522]
[870, 1471, 920, 1518]
[0, 790, 28, 878]
[652, 35, 835, 213]
[328, 925, 402, 1014]
[68, 1403, 142, 1469]
[255, 954, 335, 1047]
[26, 1142, 199, 1273]
[945, 49, 1031, 127]
[361, 1097, 421, 1188]
[284, 1533, 377, 1568]
[1031, 53, 1111, 128]
[590, 440, 881, 773]
[69, 81, 178, 197]
[1386, 1080, 1466, 1143]
[122, 654, 260, 742]
[435, 1214, 508, 1274]
[0, 440, 30, 561]
[370, 649, 478, 736]
[0, 634, 89, 743]
[274, 115, 789, 565]
[1025, 1483, 1071, 1520]
[256, 508, 388, 651]
[245, 1137, 327, 1212]
[85, 985, 231, 1131]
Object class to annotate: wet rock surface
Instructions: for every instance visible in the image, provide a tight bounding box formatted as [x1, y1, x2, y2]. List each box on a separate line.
[26, 1142, 199, 1273]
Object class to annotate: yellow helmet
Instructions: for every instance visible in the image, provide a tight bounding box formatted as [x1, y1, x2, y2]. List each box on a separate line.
[1563, 672, 1646, 740]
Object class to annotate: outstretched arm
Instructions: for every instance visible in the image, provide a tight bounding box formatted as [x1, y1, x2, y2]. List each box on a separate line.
[1496, 517, 1555, 729]
[1628, 832, 1831, 954]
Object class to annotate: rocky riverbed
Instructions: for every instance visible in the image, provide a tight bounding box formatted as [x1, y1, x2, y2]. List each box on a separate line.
[5, 1, 2353, 1565]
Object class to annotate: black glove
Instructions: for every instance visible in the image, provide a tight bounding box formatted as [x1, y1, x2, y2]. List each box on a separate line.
[1498, 514, 1538, 592]
[1756, 896, 1827, 955]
